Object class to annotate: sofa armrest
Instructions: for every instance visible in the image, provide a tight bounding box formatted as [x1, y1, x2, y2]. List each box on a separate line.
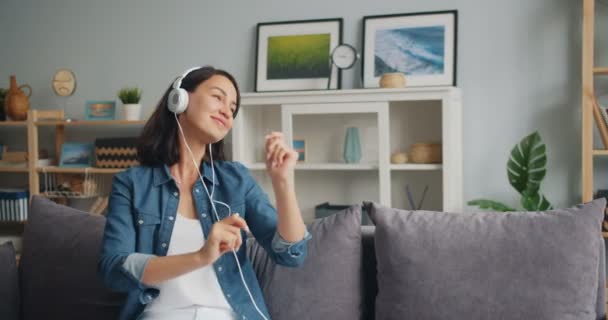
[0, 241, 20, 320]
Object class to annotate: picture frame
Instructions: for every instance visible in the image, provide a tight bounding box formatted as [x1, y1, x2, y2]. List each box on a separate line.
[292, 138, 307, 162]
[59, 142, 94, 168]
[362, 10, 457, 88]
[85, 100, 116, 121]
[255, 18, 343, 92]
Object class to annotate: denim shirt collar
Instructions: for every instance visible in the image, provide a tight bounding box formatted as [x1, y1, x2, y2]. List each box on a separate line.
[152, 161, 219, 187]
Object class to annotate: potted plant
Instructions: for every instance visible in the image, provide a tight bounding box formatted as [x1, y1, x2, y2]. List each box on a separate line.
[117, 87, 142, 121]
[468, 131, 553, 211]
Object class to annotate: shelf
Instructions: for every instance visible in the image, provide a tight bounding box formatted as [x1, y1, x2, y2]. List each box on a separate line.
[595, 67, 608, 75]
[34, 120, 146, 126]
[37, 166, 127, 174]
[245, 162, 378, 171]
[0, 221, 27, 225]
[240, 87, 459, 106]
[0, 121, 27, 127]
[390, 164, 443, 171]
[0, 166, 29, 173]
[592, 150, 608, 156]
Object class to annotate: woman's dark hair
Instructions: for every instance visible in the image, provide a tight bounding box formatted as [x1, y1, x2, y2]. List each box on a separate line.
[137, 66, 241, 167]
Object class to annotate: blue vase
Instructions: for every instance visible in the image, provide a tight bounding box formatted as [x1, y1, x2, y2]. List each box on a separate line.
[343, 127, 362, 163]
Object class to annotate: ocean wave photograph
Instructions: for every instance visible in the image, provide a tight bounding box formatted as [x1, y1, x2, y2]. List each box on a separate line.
[374, 26, 445, 77]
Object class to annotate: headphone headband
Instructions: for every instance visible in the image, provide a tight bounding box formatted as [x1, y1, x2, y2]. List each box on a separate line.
[173, 66, 202, 89]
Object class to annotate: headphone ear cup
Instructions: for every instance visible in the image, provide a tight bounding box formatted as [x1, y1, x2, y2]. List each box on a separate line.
[167, 88, 189, 114]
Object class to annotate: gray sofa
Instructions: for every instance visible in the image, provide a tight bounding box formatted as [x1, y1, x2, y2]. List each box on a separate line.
[0, 196, 605, 320]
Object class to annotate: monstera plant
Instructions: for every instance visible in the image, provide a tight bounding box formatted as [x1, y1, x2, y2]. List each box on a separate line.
[468, 131, 553, 212]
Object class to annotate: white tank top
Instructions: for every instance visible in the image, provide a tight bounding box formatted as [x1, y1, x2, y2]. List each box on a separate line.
[143, 213, 235, 319]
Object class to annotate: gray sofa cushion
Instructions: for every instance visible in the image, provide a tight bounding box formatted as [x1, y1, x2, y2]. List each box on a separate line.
[247, 205, 363, 320]
[20, 196, 126, 320]
[366, 199, 606, 320]
[0, 241, 20, 320]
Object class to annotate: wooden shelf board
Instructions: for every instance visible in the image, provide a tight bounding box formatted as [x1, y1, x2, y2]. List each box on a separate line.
[593, 150, 608, 156]
[0, 121, 27, 127]
[35, 120, 146, 126]
[0, 166, 29, 173]
[595, 67, 608, 75]
[390, 164, 443, 171]
[0, 221, 27, 225]
[37, 166, 126, 174]
[246, 162, 378, 171]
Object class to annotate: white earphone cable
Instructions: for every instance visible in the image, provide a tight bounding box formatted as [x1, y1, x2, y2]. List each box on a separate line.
[174, 113, 269, 320]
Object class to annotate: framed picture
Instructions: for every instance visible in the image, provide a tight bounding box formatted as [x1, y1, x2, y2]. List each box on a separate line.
[362, 10, 457, 88]
[292, 138, 307, 162]
[59, 142, 94, 168]
[255, 18, 343, 92]
[85, 100, 116, 121]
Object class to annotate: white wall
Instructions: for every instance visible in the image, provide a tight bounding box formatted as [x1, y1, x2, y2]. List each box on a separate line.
[0, 0, 604, 217]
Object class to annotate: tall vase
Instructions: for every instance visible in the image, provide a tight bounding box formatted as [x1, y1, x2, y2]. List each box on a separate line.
[343, 127, 362, 163]
[5, 75, 32, 121]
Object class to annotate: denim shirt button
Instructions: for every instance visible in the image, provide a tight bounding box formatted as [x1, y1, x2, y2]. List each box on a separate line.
[161, 243, 167, 248]
[218, 265, 223, 272]
[173, 191, 178, 197]
[226, 293, 231, 298]
[168, 216, 174, 221]
[195, 188, 200, 193]
[138, 219, 144, 225]
[201, 213, 207, 218]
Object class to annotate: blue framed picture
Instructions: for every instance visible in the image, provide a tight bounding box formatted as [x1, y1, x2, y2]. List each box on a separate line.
[292, 138, 306, 162]
[362, 10, 457, 88]
[85, 100, 116, 121]
[59, 142, 94, 168]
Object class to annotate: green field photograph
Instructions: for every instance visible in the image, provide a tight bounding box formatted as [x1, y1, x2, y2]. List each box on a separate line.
[267, 33, 330, 79]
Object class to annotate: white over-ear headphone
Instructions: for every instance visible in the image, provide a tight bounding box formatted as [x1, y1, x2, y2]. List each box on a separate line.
[167, 66, 201, 114]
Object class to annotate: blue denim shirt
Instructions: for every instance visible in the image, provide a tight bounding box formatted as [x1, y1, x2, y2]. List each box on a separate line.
[98, 160, 312, 320]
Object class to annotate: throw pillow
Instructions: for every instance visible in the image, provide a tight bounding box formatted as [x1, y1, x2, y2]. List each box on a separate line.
[247, 204, 363, 320]
[20, 196, 126, 320]
[366, 199, 606, 320]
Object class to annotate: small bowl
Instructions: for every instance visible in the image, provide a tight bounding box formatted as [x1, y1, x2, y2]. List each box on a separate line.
[379, 73, 406, 88]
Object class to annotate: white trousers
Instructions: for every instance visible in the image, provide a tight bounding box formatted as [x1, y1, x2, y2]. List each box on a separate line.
[137, 305, 237, 320]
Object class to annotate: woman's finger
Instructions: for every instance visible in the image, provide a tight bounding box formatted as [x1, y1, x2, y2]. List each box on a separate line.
[266, 138, 281, 160]
[275, 148, 286, 167]
[222, 214, 249, 231]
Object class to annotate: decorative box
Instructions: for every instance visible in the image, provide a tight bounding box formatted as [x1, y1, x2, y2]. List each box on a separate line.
[94, 137, 139, 168]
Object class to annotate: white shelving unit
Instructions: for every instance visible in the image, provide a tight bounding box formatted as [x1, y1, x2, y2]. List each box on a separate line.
[231, 87, 463, 222]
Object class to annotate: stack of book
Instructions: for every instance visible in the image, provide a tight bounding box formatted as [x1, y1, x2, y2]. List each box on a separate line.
[593, 95, 608, 149]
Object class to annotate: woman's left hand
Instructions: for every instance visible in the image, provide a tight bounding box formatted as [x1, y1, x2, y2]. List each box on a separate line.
[265, 131, 298, 181]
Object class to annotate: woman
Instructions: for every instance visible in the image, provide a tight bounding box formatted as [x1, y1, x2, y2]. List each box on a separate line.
[98, 66, 311, 320]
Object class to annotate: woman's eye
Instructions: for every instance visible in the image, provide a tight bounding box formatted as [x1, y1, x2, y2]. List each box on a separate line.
[213, 95, 221, 100]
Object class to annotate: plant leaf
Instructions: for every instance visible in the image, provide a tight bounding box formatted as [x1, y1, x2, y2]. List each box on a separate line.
[520, 192, 552, 211]
[467, 199, 516, 212]
[507, 131, 547, 196]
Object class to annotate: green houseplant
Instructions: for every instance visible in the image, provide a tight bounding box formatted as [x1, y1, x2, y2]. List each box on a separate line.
[468, 131, 553, 211]
[117, 87, 142, 121]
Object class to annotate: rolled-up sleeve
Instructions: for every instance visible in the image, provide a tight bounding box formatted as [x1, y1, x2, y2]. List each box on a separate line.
[271, 229, 312, 258]
[97, 172, 159, 302]
[238, 163, 311, 267]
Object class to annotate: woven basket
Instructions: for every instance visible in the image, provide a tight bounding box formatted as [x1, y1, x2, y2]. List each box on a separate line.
[409, 143, 442, 163]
